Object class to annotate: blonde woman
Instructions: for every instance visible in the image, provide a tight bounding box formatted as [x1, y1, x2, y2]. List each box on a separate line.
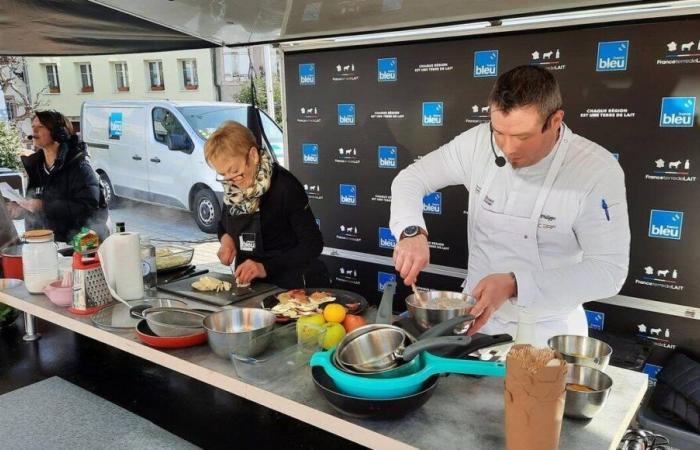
[205, 121, 327, 288]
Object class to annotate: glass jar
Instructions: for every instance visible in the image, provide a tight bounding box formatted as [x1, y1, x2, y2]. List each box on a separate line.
[140, 236, 157, 295]
[22, 229, 59, 293]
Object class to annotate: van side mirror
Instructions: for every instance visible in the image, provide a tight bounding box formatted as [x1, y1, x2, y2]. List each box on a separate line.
[165, 134, 193, 153]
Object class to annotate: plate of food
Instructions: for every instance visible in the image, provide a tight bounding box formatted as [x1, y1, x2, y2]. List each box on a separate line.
[261, 288, 368, 322]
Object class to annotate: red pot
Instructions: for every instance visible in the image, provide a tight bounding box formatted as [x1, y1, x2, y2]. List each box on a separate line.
[1, 245, 24, 280]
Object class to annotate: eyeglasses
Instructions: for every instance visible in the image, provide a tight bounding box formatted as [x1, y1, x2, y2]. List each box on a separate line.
[215, 151, 252, 183]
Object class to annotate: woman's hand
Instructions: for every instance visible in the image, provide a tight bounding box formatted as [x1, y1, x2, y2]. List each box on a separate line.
[217, 233, 236, 266]
[234, 260, 267, 284]
[18, 199, 43, 213]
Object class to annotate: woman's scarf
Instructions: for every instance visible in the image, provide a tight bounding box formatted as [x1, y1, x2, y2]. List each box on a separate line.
[221, 147, 273, 216]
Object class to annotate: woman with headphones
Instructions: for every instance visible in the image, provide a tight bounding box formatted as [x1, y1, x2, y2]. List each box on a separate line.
[8, 110, 109, 243]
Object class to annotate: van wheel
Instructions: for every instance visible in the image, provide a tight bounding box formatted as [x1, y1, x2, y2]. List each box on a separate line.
[98, 172, 119, 209]
[193, 188, 220, 234]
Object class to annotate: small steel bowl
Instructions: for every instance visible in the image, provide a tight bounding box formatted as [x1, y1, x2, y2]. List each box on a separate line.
[204, 308, 276, 359]
[564, 364, 613, 419]
[405, 291, 476, 332]
[142, 307, 207, 337]
[548, 335, 612, 371]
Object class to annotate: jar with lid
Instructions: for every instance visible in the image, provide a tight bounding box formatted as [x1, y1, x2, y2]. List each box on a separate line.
[21, 229, 59, 293]
[140, 236, 157, 295]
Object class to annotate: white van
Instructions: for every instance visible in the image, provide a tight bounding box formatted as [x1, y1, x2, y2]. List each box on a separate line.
[81, 100, 284, 233]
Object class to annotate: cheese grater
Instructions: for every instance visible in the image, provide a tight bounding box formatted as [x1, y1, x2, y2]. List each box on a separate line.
[70, 250, 114, 315]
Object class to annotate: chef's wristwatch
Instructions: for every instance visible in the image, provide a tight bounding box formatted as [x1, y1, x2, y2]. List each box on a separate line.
[400, 226, 428, 240]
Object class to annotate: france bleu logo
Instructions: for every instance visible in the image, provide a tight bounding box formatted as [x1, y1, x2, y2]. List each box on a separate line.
[299, 63, 315, 85]
[108, 112, 123, 140]
[648, 209, 684, 240]
[378, 227, 397, 249]
[302, 143, 319, 164]
[422, 102, 443, 126]
[339, 184, 357, 205]
[596, 41, 629, 72]
[659, 97, 696, 128]
[423, 192, 442, 215]
[377, 58, 397, 82]
[474, 50, 498, 77]
[338, 103, 356, 125]
[378, 146, 397, 168]
[378, 271, 397, 292]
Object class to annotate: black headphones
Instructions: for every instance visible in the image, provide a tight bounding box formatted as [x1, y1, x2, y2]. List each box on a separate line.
[488, 123, 507, 168]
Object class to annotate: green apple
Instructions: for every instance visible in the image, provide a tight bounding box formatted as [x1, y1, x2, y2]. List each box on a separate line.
[319, 322, 346, 350]
[297, 313, 325, 343]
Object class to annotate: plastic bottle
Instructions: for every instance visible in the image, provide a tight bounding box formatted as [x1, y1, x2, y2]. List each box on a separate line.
[515, 307, 537, 346]
[140, 236, 157, 295]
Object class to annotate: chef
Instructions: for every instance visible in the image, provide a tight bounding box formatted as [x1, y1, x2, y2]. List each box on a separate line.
[390, 65, 630, 345]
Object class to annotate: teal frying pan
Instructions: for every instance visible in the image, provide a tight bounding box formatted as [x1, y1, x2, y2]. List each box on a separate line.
[310, 348, 505, 399]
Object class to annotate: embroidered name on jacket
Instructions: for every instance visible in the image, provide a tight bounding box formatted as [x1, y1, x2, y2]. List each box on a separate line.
[538, 214, 557, 229]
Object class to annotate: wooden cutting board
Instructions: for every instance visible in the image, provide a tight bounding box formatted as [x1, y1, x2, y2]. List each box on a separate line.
[158, 272, 278, 306]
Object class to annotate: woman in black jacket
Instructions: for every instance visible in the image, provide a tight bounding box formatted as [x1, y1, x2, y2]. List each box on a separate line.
[9, 110, 109, 243]
[205, 121, 327, 289]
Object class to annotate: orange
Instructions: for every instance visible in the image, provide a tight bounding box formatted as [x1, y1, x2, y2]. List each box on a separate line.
[323, 303, 347, 323]
[342, 314, 366, 333]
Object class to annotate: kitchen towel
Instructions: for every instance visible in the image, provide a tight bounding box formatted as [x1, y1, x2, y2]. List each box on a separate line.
[98, 232, 143, 300]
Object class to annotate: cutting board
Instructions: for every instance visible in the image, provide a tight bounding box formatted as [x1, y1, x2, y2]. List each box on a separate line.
[158, 272, 278, 306]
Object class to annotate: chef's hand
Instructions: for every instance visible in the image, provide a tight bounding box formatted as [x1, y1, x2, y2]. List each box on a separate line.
[217, 233, 236, 266]
[234, 259, 266, 284]
[468, 273, 517, 335]
[18, 199, 42, 213]
[393, 234, 429, 286]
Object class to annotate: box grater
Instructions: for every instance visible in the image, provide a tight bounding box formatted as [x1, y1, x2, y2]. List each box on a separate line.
[70, 250, 113, 315]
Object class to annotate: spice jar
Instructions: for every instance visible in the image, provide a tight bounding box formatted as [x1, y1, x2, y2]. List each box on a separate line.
[21, 229, 59, 293]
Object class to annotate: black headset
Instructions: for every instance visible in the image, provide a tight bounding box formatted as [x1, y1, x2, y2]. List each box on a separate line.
[488, 123, 507, 168]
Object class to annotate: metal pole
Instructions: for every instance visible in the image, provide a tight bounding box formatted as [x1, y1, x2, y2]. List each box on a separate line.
[22, 312, 41, 341]
[263, 45, 275, 119]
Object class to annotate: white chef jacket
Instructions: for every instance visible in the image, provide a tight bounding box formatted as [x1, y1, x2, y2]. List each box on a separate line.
[390, 122, 630, 341]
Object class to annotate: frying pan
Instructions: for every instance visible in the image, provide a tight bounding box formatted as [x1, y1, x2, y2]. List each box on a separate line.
[310, 349, 505, 399]
[311, 365, 439, 419]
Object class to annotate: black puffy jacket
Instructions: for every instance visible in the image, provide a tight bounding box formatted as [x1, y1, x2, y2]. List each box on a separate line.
[22, 136, 109, 243]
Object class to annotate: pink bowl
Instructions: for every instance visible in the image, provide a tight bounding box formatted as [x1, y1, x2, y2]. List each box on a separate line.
[44, 280, 73, 307]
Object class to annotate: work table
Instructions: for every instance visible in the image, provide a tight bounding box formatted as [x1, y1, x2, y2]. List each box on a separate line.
[1, 283, 648, 450]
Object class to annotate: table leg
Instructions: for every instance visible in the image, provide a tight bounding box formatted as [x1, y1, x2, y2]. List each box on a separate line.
[22, 312, 41, 341]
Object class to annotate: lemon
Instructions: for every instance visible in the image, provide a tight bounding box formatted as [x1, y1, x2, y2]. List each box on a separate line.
[323, 303, 346, 323]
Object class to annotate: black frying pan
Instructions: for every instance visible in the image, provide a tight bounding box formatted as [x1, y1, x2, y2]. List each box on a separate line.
[311, 366, 439, 419]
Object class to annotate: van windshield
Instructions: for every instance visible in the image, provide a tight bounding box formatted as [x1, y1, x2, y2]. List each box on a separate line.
[177, 106, 249, 140]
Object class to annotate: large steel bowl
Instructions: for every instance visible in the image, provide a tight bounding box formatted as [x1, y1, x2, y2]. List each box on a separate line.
[405, 290, 476, 332]
[204, 308, 276, 359]
[547, 335, 612, 371]
[564, 364, 613, 419]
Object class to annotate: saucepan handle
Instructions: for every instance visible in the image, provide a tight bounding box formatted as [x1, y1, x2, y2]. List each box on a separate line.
[402, 335, 471, 361]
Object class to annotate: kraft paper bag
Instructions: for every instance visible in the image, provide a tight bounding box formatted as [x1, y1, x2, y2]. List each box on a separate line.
[504, 344, 567, 450]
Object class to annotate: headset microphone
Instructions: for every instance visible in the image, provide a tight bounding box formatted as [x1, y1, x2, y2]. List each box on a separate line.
[489, 123, 507, 167]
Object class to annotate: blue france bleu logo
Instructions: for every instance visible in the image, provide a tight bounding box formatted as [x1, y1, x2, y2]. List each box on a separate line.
[648, 209, 684, 240]
[423, 192, 442, 215]
[377, 271, 397, 292]
[299, 63, 315, 85]
[643, 363, 663, 382]
[302, 143, 319, 164]
[596, 40, 629, 71]
[378, 146, 397, 168]
[337, 103, 356, 125]
[474, 50, 498, 77]
[109, 112, 123, 140]
[422, 102, 443, 126]
[659, 97, 696, 128]
[339, 184, 357, 206]
[378, 227, 397, 249]
[585, 310, 605, 331]
[377, 57, 397, 82]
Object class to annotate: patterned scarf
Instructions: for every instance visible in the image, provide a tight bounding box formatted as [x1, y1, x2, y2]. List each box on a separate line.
[222, 148, 273, 216]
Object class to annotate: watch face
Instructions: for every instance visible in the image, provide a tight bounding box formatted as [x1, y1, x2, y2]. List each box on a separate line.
[404, 226, 419, 237]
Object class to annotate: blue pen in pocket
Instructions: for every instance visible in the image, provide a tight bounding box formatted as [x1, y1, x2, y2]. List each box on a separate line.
[601, 199, 610, 221]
